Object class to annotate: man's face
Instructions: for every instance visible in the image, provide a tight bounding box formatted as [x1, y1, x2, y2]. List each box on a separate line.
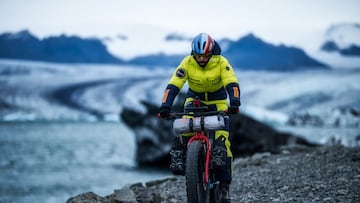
[194, 53, 212, 67]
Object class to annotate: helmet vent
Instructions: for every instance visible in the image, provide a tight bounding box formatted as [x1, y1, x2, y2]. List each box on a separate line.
[191, 33, 215, 55]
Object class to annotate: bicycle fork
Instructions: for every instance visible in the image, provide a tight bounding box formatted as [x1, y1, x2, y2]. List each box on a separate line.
[187, 132, 212, 184]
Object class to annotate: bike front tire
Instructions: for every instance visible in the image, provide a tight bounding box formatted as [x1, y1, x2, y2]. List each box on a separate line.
[186, 140, 209, 203]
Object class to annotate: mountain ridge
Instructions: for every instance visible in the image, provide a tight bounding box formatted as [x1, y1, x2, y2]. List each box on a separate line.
[0, 30, 122, 64]
[0, 30, 328, 70]
[222, 34, 327, 70]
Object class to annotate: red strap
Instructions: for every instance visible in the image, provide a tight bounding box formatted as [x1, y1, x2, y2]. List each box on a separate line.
[193, 99, 200, 107]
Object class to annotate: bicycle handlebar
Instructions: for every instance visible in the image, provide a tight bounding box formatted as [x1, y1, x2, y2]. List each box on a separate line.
[168, 110, 227, 120]
[184, 106, 209, 111]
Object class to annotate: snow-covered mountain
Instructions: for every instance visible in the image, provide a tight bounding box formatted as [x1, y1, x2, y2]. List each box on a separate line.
[102, 23, 360, 69]
[0, 30, 122, 64]
[101, 26, 191, 60]
[2, 22, 360, 69]
[0, 30, 328, 71]
[308, 23, 360, 69]
[320, 23, 360, 57]
[323, 23, 360, 50]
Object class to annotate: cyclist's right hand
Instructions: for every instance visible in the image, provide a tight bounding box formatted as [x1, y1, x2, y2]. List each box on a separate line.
[158, 106, 171, 118]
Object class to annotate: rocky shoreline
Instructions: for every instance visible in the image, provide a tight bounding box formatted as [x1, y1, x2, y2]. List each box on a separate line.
[67, 145, 360, 203]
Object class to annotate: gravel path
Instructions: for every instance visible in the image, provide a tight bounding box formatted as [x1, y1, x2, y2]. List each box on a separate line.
[67, 145, 360, 203]
[231, 145, 360, 202]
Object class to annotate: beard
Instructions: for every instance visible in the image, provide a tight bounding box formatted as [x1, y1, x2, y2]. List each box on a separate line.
[194, 56, 211, 67]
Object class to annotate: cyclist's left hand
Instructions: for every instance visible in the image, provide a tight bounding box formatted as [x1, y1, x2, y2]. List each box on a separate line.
[227, 106, 239, 114]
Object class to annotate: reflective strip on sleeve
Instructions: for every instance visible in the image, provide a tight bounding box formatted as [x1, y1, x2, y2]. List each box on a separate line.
[233, 87, 239, 98]
[162, 89, 170, 103]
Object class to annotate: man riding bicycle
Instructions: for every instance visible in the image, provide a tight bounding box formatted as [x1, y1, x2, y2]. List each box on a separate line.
[158, 33, 241, 202]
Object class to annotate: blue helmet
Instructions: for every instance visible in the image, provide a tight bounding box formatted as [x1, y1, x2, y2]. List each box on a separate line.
[191, 33, 215, 55]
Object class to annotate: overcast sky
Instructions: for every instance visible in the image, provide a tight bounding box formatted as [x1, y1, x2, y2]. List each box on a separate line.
[1, 0, 360, 51]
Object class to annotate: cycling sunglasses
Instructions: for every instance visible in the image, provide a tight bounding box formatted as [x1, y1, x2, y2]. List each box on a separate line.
[194, 53, 212, 58]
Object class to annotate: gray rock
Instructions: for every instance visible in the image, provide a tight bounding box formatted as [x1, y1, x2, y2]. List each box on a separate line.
[66, 192, 105, 203]
[113, 186, 137, 203]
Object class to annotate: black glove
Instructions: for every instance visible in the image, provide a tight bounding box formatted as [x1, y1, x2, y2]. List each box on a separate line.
[227, 106, 239, 114]
[226, 100, 240, 114]
[158, 106, 171, 118]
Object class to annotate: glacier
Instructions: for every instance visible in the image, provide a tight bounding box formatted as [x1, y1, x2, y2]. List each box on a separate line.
[1, 59, 359, 127]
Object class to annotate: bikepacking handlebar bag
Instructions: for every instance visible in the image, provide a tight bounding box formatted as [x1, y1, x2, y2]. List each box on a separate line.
[173, 115, 225, 134]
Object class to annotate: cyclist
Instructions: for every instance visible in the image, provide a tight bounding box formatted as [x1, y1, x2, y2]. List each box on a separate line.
[158, 33, 241, 202]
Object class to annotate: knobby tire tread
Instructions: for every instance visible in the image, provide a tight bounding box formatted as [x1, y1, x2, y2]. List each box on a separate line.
[186, 140, 207, 203]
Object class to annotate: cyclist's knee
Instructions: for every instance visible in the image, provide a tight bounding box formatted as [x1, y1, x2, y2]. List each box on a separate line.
[215, 130, 233, 158]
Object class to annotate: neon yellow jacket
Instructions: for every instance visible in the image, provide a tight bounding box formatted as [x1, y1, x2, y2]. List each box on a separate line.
[161, 55, 240, 110]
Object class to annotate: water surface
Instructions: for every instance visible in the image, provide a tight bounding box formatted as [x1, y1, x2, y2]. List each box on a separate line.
[0, 122, 170, 203]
